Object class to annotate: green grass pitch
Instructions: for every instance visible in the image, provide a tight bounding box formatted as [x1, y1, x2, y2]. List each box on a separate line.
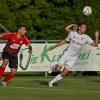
[0, 76, 100, 100]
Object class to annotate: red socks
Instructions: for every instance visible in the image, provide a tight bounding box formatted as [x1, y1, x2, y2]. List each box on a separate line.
[0, 67, 15, 82]
[3, 72, 14, 82]
[0, 67, 5, 78]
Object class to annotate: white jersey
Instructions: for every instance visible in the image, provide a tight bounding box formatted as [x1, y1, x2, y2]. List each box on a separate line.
[65, 31, 93, 56]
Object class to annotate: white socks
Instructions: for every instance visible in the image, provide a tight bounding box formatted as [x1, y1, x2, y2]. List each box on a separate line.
[50, 74, 63, 84]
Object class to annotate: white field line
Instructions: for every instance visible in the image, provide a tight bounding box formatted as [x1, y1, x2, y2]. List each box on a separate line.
[1, 86, 100, 93]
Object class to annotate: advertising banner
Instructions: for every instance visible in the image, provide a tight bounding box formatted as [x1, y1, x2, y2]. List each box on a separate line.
[0, 43, 100, 72]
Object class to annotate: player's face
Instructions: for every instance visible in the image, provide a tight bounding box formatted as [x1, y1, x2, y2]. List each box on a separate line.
[79, 24, 87, 34]
[18, 27, 26, 35]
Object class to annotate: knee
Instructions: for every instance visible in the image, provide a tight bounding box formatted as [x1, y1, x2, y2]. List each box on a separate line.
[61, 68, 69, 77]
[55, 64, 62, 72]
[1, 62, 8, 67]
[11, 69, 17, 75]
[1, 60, 9, 67]
[1, 64, 7, 68]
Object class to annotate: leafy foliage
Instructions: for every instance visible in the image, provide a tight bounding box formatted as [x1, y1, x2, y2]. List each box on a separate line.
[0, 0, 100, 40]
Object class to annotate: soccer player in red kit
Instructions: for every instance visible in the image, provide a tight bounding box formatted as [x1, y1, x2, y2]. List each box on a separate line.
[0, 25, 32, 86]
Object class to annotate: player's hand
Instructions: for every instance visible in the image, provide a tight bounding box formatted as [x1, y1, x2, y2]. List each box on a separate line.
[95, 31, 99, 38]
[28, 50, 32, 54]
[48, 46, 55, 51]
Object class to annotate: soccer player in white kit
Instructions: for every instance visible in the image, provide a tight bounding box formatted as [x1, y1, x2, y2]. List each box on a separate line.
[48, 23, 99, 87]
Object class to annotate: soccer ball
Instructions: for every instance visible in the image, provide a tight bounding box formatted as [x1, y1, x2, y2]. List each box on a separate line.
[82, 6, 92, 16]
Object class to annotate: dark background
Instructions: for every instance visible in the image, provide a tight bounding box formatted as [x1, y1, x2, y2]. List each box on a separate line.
[0, 0, 100, 40]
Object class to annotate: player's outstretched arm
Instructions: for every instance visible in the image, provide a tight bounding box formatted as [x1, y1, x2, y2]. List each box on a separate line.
[48, 39, 67, 51]
[65, 24, 77, 32]
[90, 31, 99, 47]
[0, 32, 13, 40]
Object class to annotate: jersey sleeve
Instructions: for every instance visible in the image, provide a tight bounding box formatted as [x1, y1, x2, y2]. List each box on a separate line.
[86, 36, 94, 44]
[66, 32, 71, 42]
[1, 32, 14, 40]
[23, 36, 30, 45]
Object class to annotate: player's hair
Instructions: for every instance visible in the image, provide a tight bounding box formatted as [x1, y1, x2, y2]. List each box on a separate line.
[17, 25, 26, 30]
[78, 23, 87, 27]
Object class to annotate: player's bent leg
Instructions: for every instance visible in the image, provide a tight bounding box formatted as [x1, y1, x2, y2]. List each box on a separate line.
[48, 67, 69, 88]
[2, 68, 17, 86]
[0, 59, 9, 79]
[2, 54, 18, 86]
[4, 68, 17, 81]
[48, 52, 67, 73]
[0, 59, 9, 87]
[48, 64, 62, 73]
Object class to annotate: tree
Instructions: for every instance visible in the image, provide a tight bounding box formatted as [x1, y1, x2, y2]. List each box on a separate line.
[0, 0, 100, 40]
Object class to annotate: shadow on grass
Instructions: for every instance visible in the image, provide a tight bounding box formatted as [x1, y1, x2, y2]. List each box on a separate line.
[90, 80, 100, 83]
[31, 80, 58, 86]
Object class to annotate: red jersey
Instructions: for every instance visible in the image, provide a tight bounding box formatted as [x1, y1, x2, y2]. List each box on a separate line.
[2, 32, 29, 57]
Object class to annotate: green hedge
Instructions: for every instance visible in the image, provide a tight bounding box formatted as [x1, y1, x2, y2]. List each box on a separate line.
[0, 0, 100, 40]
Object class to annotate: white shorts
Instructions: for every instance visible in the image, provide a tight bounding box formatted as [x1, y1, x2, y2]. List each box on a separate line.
[58, 53, 78, 71]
